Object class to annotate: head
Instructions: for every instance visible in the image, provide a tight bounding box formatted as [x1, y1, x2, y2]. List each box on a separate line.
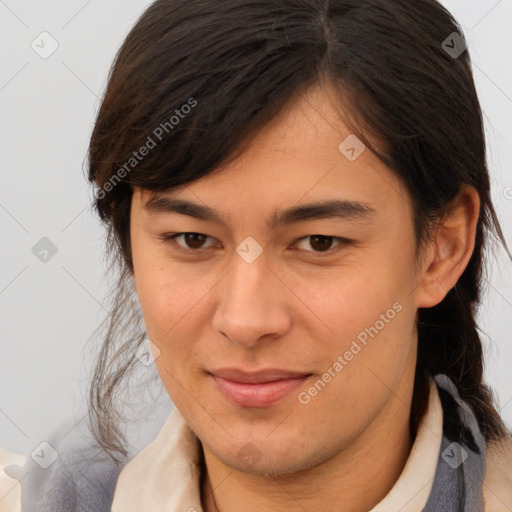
[87, 0, 509, 465]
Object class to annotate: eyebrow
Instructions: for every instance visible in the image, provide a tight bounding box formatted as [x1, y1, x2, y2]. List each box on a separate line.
[143, 194, 376, 229]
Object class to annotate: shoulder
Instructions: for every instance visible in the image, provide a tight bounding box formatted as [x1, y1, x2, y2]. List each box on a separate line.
[483, 432, 512, 511]
[0, 448, 26, 512]
[1, 441, 123, 512]
[0, 403, 172, 512]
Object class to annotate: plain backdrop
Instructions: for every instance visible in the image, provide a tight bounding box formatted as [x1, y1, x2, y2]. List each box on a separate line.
[1, 0, 511, 455]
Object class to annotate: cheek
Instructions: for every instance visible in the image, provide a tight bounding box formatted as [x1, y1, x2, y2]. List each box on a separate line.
[134, 256, 202, 335]
[295, 260, 416, 391]
[137, 271, 206, 401]
[133, 261, 214, 390]
[290, 261, 407, 341]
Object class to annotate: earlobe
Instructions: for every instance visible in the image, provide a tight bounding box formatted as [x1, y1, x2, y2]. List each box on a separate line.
[415, 185, 480, 308]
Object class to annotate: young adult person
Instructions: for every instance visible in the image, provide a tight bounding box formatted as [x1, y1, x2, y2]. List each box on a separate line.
[2, 1, 511, 510]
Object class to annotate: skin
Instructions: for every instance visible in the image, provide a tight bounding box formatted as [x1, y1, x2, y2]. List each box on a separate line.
[129, 83, 480, 512]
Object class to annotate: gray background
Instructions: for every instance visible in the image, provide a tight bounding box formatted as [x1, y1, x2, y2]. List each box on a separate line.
[1, 0, 511, 455]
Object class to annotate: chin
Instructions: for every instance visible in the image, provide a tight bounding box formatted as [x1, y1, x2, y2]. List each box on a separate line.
[222, 451, 304, 477]
[207, 435, 327, 478]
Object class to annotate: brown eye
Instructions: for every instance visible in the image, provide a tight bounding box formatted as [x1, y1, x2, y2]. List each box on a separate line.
[181, 233, 207, 249]
[295, 235, 347, 254]
[162, 232, 215, 252]
[309, 235, 335, 252]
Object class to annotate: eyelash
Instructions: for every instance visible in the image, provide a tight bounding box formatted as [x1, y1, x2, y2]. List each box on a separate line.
[159, 232, 350, 256]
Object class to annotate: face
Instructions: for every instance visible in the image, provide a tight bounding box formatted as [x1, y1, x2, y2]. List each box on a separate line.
[130, 84, 424, 476]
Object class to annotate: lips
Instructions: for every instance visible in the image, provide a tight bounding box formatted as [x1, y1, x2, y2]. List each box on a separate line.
[209, 368, 312, 407]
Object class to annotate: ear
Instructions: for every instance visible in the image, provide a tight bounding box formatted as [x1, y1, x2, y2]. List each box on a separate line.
[415, 185, 480, 308]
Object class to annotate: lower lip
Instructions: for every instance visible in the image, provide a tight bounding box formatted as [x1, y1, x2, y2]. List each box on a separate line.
[211, 374, 311, 407]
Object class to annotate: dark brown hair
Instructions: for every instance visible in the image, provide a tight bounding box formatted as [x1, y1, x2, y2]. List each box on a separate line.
[87, 0, 510, 464]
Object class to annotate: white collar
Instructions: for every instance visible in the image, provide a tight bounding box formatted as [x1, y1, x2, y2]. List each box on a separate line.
[111, 377, 442, 512]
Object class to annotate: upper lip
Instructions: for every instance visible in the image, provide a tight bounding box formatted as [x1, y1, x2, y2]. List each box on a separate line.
[209, 368, 311, 384]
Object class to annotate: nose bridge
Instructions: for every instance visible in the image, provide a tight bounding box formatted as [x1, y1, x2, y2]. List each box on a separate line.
[212, 249, 289, 347]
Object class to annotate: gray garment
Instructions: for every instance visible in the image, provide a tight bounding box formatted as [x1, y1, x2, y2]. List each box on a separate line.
[6, 362, 174, 512]
[6, 373, 487, 511]
[422, 374, 487, 512]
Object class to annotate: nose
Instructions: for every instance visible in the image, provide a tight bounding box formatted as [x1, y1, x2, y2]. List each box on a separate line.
[212, 253, 291, 349]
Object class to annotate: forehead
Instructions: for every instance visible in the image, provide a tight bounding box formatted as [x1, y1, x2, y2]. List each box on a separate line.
[135, 85, 412, 224]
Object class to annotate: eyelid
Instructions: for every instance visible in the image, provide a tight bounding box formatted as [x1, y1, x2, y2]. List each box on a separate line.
[160, 232, 350, 255]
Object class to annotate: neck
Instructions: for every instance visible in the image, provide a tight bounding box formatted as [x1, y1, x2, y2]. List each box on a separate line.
[200, 378, 416, 512]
